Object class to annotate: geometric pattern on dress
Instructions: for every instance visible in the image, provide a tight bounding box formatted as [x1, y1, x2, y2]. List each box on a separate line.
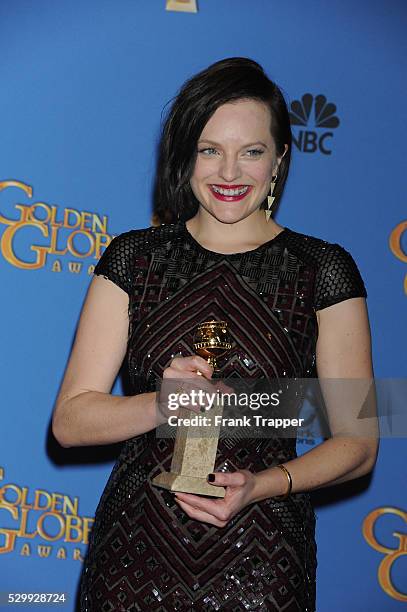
[82, 220, 366, 612]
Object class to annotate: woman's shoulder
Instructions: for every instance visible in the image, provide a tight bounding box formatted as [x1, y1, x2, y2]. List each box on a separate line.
[284, 226, 367, 310]
[93, 222, 183, 295]
[285, 226, 344, 254]
[284, 226, 362, 269]
[109, 221, 184, 255]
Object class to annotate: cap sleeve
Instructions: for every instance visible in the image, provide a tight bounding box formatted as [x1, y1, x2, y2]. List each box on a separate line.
[314, 243, 367, 311]
[93, 232, 134, 296]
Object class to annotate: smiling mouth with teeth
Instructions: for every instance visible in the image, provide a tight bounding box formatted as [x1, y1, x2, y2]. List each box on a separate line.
[210, 185, 251, 196]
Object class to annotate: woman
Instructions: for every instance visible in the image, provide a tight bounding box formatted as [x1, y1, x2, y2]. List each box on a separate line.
[52, 58, 378, 611]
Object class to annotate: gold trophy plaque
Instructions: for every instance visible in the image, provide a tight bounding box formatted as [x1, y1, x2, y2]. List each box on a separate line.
[152, 320, 232, 497]
[165, 0, 198, 14]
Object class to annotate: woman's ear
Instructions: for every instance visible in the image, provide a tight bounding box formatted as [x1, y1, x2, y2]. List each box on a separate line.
[275, 144, 288, 171]
[280, 143, 289, 161]
[273, 144, 289, 175]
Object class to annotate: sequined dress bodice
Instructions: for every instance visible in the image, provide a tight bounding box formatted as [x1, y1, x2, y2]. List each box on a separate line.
[79, 220, 367, 611]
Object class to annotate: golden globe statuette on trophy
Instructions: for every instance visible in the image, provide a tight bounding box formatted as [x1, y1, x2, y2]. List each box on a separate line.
[152, 320, 232, 497]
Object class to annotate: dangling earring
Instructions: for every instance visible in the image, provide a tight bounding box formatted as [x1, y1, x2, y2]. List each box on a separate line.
[265, 175, 277, 222]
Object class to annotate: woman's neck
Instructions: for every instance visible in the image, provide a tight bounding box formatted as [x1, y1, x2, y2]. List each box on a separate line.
[185, 209, 284, 254]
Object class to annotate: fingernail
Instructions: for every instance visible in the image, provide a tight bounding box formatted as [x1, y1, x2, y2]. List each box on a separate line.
[207, 473, 215, 482]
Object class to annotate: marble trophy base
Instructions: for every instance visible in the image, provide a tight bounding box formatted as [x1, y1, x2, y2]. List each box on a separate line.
[152, 472, 225, 497]
[152, 400, 225, 498]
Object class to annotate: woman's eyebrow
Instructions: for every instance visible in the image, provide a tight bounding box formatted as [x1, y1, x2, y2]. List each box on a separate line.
[198, 139, 268, 148]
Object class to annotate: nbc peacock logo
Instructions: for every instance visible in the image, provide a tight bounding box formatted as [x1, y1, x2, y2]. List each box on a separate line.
[289, 94, 340, 155]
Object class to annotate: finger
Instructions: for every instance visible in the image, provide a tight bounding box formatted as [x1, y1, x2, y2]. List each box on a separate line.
[174, 492, 230, 522]
[166, 374, 217, 394]
[163, 368, 196, 380]
[158, 400, 204, 417]
[207, 471, 247, 488]
[171, 355, 214, 379]
[174, 497, 228, 528]
[160, 377, 221, 412]
[175, 491, 236, 523]
[162, 372, 216, 399]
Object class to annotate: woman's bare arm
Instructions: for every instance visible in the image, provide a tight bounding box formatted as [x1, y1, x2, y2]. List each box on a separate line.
[250, 297, 379, 502]
[52, 275, 159, 448]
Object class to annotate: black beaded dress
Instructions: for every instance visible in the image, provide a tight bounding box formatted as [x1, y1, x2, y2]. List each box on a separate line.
[79, 220, 367, 612]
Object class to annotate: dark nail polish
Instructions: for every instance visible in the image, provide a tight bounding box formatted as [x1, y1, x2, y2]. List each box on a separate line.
[207, 473, 215, 482]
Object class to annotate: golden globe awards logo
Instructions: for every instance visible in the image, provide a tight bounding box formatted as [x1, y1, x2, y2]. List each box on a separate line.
[389, 220, 407, 294]
[363, 506, 407, 602]
[289, 94, 340, 155]
[0, 179, 115, 272]
[0, 467, 93, 561]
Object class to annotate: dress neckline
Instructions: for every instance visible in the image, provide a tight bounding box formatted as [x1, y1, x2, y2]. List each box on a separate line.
[181, 220, 289, 257]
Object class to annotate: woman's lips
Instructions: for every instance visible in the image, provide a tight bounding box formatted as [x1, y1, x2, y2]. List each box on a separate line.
[208, 185, 253, 202]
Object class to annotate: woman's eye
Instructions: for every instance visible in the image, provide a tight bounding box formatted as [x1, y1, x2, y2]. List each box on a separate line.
[198, 147, 218, 155]
[246, 149, 264, 157]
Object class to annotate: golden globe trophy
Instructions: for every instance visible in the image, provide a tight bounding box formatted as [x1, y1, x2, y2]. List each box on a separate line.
[152, 320, 232, 498]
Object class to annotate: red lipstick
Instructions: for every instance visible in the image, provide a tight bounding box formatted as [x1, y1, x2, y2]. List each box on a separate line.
[208, 185, 253, 202]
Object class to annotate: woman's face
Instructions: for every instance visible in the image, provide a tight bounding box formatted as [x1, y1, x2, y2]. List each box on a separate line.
[190, 98, 286, 224]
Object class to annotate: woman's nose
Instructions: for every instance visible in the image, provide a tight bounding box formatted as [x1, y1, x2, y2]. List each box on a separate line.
[218, 155, 242, 182]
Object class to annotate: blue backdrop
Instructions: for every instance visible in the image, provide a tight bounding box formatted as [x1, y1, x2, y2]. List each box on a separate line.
[0, 1, 406, 610]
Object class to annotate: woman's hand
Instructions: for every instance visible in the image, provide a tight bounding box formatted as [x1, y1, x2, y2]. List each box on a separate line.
[157, 354, 234, 421]
[173, 469, 257, 528]
[164, 354, 214, 382]
[157, 354, 217, 423]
